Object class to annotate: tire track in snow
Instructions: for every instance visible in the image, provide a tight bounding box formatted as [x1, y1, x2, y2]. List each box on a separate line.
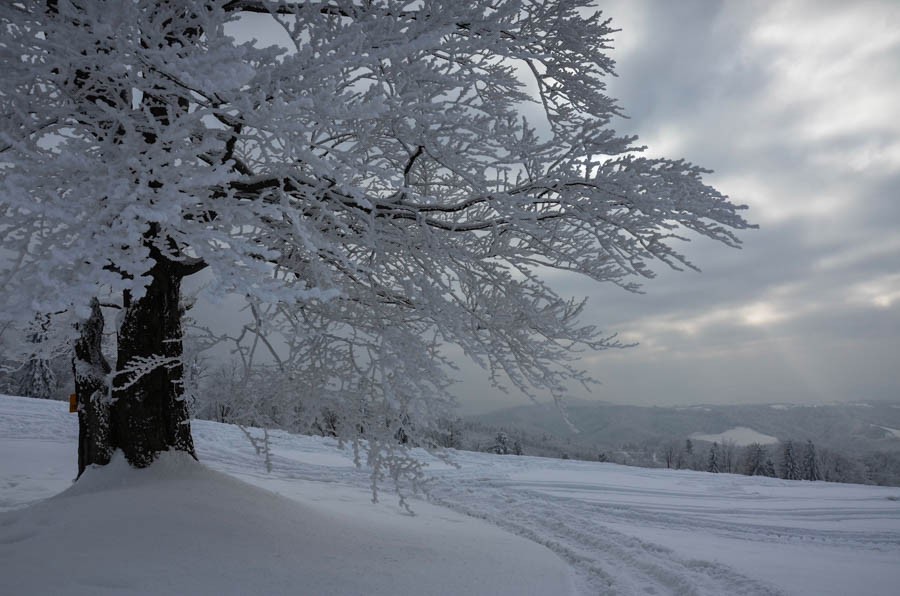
[493, 480, 900, 553]
[430, 478, 785, 596]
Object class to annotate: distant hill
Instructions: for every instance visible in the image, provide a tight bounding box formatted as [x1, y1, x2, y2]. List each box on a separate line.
[468, 400, 900, 455]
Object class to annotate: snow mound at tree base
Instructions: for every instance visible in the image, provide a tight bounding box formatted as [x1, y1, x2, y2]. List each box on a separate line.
[1, 449, 573, 596]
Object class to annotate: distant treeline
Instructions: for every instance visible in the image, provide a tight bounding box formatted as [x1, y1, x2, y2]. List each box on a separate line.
[440, 418, 900, 487]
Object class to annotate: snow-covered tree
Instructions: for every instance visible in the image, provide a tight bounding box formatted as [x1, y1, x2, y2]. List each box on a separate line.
[762, 457, 776, 478]
[819, 447, 866, 485]
[743, 443, 768, 476]
[802, 440, 821, 481]
[720, 440, 738, 474]
[780, 440, 801, 480]
[11, 314, 59, 400]
[492, 432, 511, 455]
[432, 417, 463, 450]
[1, 1, 751, 474]
[662, 441, 680, 469]
[707, 442, 720, 473]
[683, 438, 702, 470]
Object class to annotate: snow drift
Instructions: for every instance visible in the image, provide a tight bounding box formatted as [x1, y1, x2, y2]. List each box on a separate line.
[0, 396, 572, 596]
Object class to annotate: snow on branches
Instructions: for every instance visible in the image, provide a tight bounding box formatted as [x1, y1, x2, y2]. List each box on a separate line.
[1, 1, 752, 481]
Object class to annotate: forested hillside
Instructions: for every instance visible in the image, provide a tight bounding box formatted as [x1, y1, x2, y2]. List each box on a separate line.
[460, 400, 900, 485]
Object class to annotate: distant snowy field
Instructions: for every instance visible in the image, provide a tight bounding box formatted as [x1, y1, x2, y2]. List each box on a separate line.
[2, 395, 900, 595]
[689, 426, 779, 446]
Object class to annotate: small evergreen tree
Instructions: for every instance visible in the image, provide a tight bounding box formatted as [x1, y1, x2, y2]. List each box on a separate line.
[763, 458, 777, 478]
[802, 440, 821, 481]
[707, 442, 720, 473]
[743, 443, 767, 476]
[780, 440, 801, 480]
[13, 314, 57, 400]
[684, 438, 697, 470]
[492, 432, 510, 455]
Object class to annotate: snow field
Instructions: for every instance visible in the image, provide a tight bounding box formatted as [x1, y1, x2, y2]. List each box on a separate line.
[689, 427, 780, 446]
[3, 394, 900, 595]
[0, 395, 573, 596]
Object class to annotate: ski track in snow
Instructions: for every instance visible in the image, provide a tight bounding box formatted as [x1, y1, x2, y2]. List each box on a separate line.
[4, 395, 900, 596]
[431, 480, 784, 596]
[191, 423, 788, 594]
[426, 458, 791, 596]
[198, 431, 782, 595]
[209, 430, 900, 596]
[495, 479, 900, 551]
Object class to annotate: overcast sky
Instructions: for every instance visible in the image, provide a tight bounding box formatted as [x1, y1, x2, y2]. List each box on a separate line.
[200, 2, 900, 415]
[457, 0, 900, 414]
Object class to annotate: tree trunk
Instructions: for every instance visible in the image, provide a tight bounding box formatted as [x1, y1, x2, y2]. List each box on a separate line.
[73, 298, 112, 477]
[47, 1, 203, 473]
[109, 256, 196, 467]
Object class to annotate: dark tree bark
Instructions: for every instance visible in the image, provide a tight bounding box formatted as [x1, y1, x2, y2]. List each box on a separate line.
[73, 298, 112, 477]
[48, 0, 205, 471]
[109, 254, 196, 467]
[74, 254, 201, 472]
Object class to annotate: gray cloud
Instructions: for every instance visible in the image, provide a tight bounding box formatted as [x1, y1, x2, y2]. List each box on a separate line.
[457, 0, 900, 414]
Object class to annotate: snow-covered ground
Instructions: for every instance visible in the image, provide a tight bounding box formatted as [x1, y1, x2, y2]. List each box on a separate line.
[877, 425, 900, 439]
[3, 395, 900, 595]
[689, 426, 779, 446]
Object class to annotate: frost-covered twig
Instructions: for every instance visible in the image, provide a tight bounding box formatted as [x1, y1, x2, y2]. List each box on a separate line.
[112, 355, 182, 393]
